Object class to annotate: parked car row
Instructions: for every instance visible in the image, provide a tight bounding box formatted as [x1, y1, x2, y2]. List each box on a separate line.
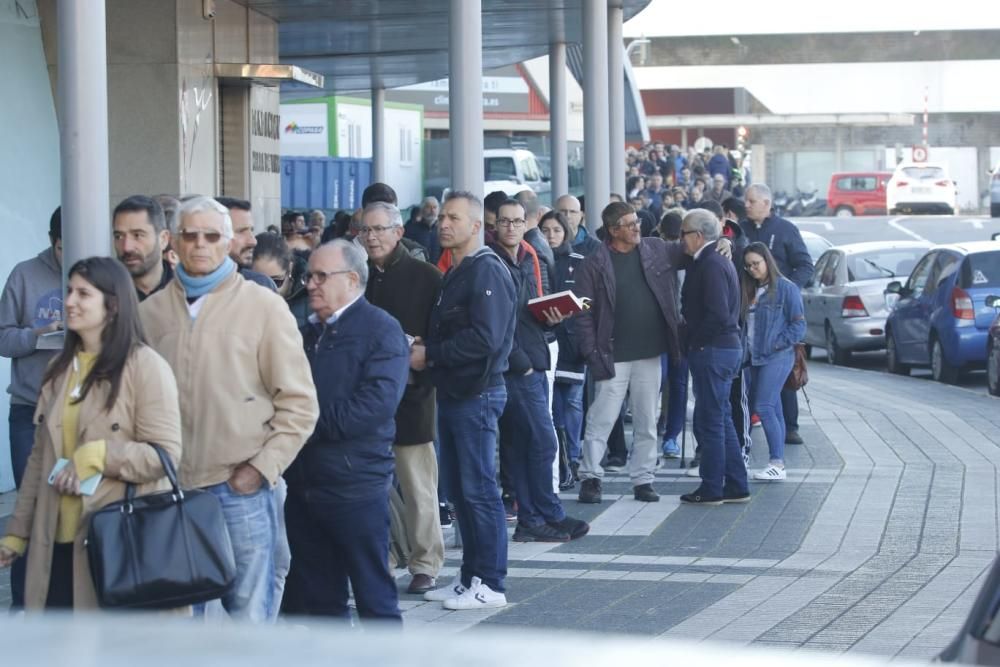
[803, 238, 1000, 395]
[825, 161, 959, 216]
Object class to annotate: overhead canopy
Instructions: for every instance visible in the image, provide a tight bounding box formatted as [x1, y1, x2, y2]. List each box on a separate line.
[236, 0, 651, 96]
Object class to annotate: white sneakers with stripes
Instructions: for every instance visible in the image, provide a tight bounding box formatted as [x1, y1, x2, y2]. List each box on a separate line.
[753, 464, 787, 481]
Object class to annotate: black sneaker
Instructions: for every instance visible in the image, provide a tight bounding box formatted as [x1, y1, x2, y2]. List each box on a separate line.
[604, 457, 627, 473]
[785, 430, 804, 445]
[502, 494, 518, 523]
[439, 502, 454, 528]
[722, 490, 751, 504]
[680, 489, 723, 506]
[548, 516, 590, 540]
[512, 522, 570, 543]
[633, 483, 660, 502]
[578, 478, 602, 504]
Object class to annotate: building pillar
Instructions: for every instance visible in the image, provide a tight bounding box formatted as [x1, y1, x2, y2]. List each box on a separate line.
[583, 0, 610, 225]
[681, 127, 688, 151]
[58, 0, 110, 274]
[834, 125, 844, 172]
[549, 41, 568, 199]
[608, 3, 625, 197]
[372, 87, 386, 183]
[449, 0, 484, 209]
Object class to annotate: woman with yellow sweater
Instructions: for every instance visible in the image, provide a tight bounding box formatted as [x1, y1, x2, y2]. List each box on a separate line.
[0, 257, 182, 610]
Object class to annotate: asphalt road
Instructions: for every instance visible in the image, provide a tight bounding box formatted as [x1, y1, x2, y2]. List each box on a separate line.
[790, 214, 1000, 398]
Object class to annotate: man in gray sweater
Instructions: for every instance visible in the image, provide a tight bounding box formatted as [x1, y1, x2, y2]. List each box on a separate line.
[0, 206, 63, 609]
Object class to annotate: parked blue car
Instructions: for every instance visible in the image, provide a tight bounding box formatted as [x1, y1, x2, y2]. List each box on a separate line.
[884, 241, 1000, 383]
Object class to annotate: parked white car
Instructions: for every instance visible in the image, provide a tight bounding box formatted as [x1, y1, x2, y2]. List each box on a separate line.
[886, 162, 957, 215]
[484, 148, 551, 203]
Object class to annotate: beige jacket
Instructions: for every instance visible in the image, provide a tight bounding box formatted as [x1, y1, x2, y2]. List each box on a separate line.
[5, 345, 182, 610]
[140, 271, 319, 489]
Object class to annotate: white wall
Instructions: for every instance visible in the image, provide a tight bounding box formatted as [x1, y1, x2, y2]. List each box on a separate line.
[0, 2, 62, 492]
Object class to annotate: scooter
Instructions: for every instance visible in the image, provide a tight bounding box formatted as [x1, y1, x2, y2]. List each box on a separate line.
[796, 189, 827, 217]
[772, 190, 790, 217]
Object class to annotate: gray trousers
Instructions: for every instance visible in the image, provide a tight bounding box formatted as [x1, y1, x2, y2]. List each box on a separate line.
[579, 356, 662, 486]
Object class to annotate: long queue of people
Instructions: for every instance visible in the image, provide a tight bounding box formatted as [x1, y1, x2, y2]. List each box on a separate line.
[0, 179, 811, 623]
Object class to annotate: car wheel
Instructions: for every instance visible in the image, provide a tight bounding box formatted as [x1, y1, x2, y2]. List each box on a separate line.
[886, 330, 910, 376]
[988, 341, 1000, 397]
[991, 202, 1000, 218]
[931, 338, 960, 384]
[825, 323, 851, 365]
[834, 206, 854, 217]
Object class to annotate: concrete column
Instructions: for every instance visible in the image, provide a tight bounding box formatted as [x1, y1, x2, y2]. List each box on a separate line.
[449, 0, 484, 204]
[608, 4, 625, 197]
[372, 87, 386, 183]
[681, 127, 688, 151]
[549, 42, 568, 199]
[58, 0, 111, 275]
[834, 125, 844, 172]
[583, 0, 610, 225]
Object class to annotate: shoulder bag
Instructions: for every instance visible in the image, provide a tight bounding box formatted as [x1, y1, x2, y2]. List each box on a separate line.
[784, 343, 809, 391]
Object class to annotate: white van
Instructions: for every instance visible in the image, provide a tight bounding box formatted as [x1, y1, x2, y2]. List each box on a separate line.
[484, 148, 551, 203]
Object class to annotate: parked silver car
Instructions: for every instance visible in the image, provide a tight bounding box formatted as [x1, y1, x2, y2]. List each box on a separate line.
[802, 241, 932, 364]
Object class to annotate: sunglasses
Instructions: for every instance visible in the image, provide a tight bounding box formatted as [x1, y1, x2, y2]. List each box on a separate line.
[178, 229, 224, 244]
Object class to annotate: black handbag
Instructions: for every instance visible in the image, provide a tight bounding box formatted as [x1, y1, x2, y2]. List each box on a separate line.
[86, 444, 237, 609]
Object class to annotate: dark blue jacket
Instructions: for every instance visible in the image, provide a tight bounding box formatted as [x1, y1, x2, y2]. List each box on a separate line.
[552, 243, 585, 384]
[708, 154, 731, 183]
[747, 276, 806, 366]
[426, 246, 517, 399]
[681, 241, 742, 351]
[286, 296, 409, 502]
[739, 215, 815, 289]
[491, 243, 550, 376]
[404, 218, 442, 264]
[572, 226, 601, 257]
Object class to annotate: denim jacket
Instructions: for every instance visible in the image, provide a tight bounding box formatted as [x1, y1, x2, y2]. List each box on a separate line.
[747, 277, 806, 366]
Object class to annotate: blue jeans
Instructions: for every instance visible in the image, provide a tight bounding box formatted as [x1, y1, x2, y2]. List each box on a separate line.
[751, 350, 795, 465]
[659, 353, 688, 442]
[433, 436, 448, 505]
[198, 480, 277, 623]
[438, 385, 508, 592]
[270, 477, 291, 621]
[283, 489, 400, 622]
[8, 404, 35, 610]
[688, 346, 748, 498]
[501, 372, 567, 528]
[552, 381, 584, 462]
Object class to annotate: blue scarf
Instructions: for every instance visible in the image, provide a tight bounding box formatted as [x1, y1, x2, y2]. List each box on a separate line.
[176, 257, 237, 298]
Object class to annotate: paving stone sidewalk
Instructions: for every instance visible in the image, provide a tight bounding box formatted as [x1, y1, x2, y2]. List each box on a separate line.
[1, 363, 996, 659]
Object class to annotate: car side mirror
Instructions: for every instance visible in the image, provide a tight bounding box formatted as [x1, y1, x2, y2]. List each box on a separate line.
[987, 295, 1000, 309]
[885, 281, 903, 295]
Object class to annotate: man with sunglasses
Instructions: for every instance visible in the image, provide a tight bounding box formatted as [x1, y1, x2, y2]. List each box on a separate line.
[141, 196, 319, 623]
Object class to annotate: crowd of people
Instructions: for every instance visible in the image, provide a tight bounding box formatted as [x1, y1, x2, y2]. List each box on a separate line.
[0, 171, 812, 623]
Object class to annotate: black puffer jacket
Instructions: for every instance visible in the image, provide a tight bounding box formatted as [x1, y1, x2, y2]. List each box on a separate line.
[552, 242, 585, 384]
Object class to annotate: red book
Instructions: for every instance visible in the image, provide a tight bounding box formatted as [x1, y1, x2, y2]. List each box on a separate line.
[527, 290, 590, 323]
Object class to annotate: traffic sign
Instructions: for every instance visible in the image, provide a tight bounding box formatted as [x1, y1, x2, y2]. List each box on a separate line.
[912, 145, 928, 162]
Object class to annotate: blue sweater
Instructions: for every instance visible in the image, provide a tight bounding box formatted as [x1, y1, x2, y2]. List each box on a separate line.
[681, 241, 742, 351]
[286, 296, 409, 502]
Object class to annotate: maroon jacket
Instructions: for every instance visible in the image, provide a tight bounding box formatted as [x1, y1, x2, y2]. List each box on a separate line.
[574, 237, 687, 381]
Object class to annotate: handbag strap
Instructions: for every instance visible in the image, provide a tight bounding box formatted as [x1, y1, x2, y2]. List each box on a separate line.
[124, 443, 183, 506]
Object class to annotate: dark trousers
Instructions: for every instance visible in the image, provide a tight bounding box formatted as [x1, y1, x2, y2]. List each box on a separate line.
[499, 372, 566, 528]
[731, 366, 751, 466]
[438, 386, 508, 592]
[688, 346, 749, 498]
[9, 404, 35, 610]
[45, 543, 74, 609]
[283, 490, 401, 622]
[781, 387, 799, 431]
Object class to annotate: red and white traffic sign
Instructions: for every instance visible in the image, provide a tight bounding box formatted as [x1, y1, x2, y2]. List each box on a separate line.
[912, 145, 928, 162]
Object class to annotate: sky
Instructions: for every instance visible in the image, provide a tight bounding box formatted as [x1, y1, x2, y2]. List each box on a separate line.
[622, 0, 1000, 114]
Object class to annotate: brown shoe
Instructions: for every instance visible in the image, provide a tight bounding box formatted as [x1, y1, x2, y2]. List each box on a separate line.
[407, 573, 437, 594]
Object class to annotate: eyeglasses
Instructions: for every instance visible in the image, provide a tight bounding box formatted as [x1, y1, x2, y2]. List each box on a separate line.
[302, 269, 353, 286]
[744, 260, 764, 271]
[358, 225, 397, 237]
[178, 229, 224, 244]
[496, 217, 526, 229]
[680, 229, 700, 237]
[615, 220, 640, 230]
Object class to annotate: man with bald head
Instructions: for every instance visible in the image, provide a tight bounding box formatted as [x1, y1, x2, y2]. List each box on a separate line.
[556, 194, 599, 256]
[284, 239, 410, 622]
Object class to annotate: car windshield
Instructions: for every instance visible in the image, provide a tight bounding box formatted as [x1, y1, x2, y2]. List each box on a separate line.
[847, 248, 927, 281]
[901, 166, 946, 180]
[959, 251, 1000, 289]
[485, 157, 517, 181]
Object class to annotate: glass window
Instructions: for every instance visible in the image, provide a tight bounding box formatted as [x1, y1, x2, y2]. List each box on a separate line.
[960, 251, 1000, 289]
[811, 254, 829, 286]
[901, 166, 947, 180]
[485, 157, 517, 182]
[933, 253, 961, 289]
[847, 248, 928, 282]
[821, 252, 841, 286]
[906, 252, 936, 294]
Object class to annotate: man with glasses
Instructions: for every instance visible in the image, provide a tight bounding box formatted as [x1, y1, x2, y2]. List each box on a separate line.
[677, 209, 748, 506]
[410, 191, 516, 610]
[360, 201, 446, 596]
[574, 201, 691, 505]
[215, 197, 277, 291]
[141, 196, 319, 623]
[283, 239, 410, 622]
[555, 194, 599, 256]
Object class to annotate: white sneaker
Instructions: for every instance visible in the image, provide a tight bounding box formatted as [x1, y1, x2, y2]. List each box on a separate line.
[423, 575, 466, 602]
[442, 576, 507, 610]
[753, 465, 786, 481]
[684, 465, 700, 477]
